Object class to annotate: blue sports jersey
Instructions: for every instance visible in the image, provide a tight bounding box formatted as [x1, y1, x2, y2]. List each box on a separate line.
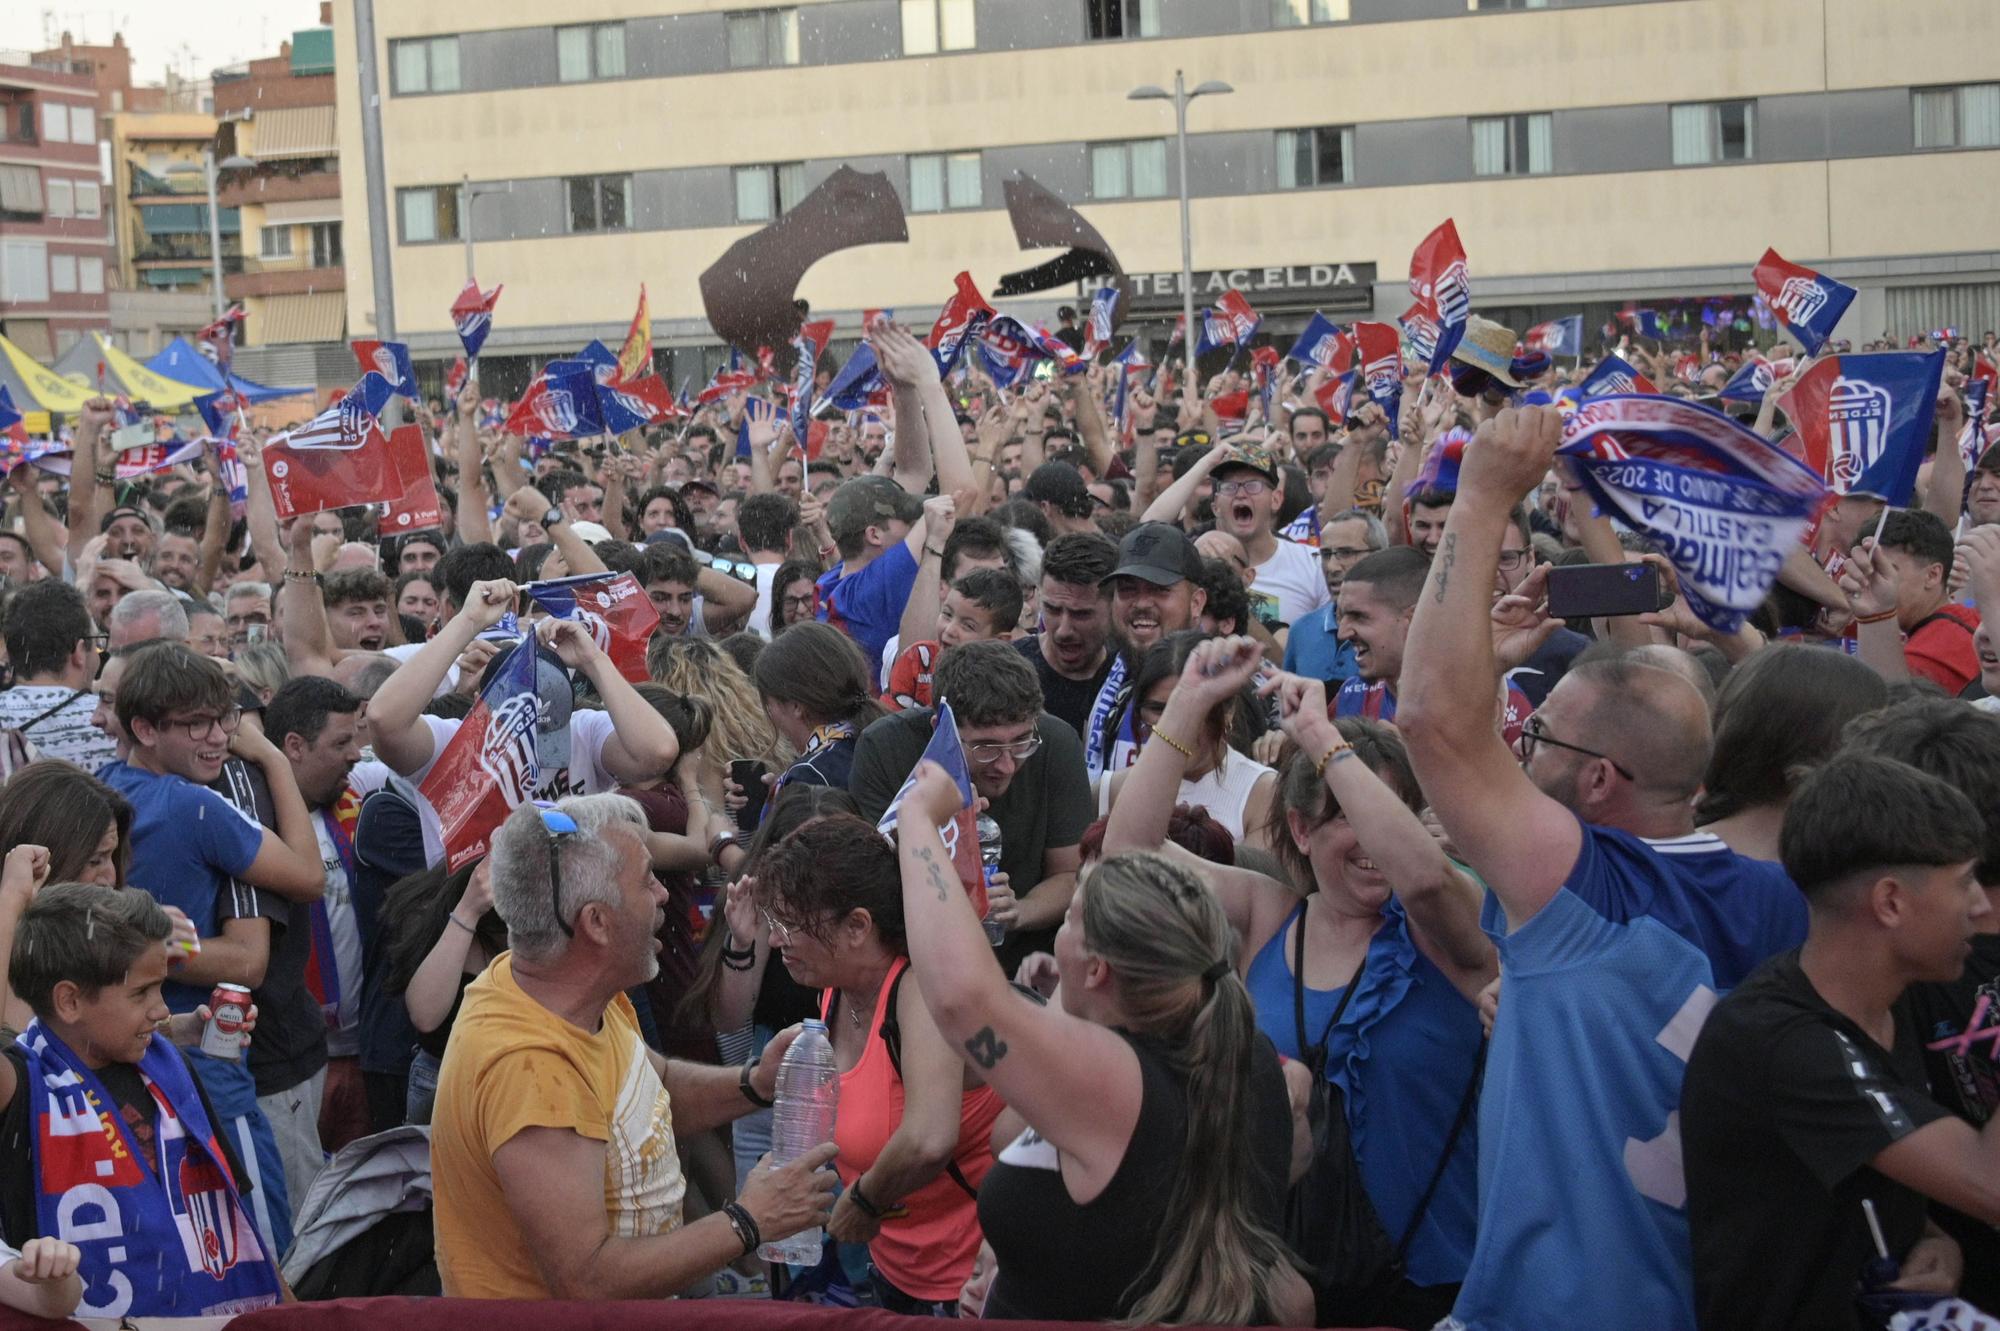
[817, 542, 918, 670]
[1449, 824, 1807, 1331]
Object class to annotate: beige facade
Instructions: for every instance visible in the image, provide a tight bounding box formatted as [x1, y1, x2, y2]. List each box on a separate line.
[332, 0, 2000, 366]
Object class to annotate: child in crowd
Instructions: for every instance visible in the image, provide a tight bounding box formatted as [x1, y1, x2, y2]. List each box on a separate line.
[884, 568, 1024, 712]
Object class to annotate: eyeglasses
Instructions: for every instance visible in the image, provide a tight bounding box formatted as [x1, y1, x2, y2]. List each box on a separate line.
[165, 707, 242, 740]
[967, 734, 1042, 765]
[1515, 715, 1635, 781]
[1497, 548, 1534, 572]
[534, 802, 581, 937]
[1214, 479, 1271, 498]
[84, 633, 109, 653]
[758, 906, 802, 947]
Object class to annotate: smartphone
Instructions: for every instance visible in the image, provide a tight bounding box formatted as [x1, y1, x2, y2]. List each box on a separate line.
[729, 759, 770, 832]
[1546, 562, 1671, 620]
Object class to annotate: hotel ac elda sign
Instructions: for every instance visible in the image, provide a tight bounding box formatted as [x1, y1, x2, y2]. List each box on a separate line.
[1123, 263, 1378, 312]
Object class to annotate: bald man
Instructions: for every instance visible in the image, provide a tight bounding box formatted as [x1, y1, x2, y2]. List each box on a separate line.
[1393, 406, 1809, 1331]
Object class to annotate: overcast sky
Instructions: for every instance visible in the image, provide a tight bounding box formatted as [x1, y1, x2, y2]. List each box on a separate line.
[0, 2, 327, 84]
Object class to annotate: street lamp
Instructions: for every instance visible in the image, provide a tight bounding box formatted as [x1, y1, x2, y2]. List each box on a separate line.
[1128, 72, 1233, 359]
[460, 174, 514, 283]
[199, 149, 255, 319]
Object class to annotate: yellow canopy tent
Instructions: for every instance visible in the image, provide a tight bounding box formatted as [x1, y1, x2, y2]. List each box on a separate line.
[0, 334, 95, 415]
[53, 332, 211, 410]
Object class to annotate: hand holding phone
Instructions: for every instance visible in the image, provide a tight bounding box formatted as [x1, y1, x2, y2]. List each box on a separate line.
[1545, 562, 1673, 620]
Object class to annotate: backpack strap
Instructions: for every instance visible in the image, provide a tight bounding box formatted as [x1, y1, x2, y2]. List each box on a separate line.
[879, 963, 980, 1203]
[15, 688, 87, 735]
[1393, 1041, 1487, 1260]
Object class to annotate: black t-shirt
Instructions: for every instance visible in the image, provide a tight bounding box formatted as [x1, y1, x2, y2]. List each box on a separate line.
[1, 1041, 250, 1250]
[1898, 933, 2000, 1309]
[1505, 626, 1590, 709]
[978, 1029, 1291, 1322]
[353, 784, 430, 1079]
[1012, 635, 1114, 741]
[850, 707, 1094, 974]
[1682, 950, 1950, 1331]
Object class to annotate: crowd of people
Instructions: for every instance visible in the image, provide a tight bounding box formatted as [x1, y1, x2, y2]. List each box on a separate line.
[0, 305, 1996, 1331]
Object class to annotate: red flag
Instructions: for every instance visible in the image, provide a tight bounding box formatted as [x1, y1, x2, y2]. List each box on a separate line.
[421, 639, 540, 871]
[615, 285, 652, 384]
[524, 572, 659, 683]
[798, 319, 835, 360]
[444, 357, 467, 404]
[1217, 289, 1261, 343]
[925, 272, 995, 352]
[1406, 220, 1470, 374]
[262, 421, 404, 519]
[380, 424, 444, 535]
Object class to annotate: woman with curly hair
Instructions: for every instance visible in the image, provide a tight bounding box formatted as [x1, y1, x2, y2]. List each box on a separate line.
[647, 633, 783, 775]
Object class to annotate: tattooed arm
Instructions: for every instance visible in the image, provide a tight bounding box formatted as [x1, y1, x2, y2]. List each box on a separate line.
[896, 763, 1144, 1201]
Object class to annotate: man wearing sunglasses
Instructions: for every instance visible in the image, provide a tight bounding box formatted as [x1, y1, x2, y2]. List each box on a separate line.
[850, 640, 1090, 975]
[100, 641, 331, 1258]
[1394, 406, 1808, 1331]
[431, 795, 836, 1300]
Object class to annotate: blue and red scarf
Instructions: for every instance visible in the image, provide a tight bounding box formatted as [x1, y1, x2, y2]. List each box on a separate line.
[304, 788, 361, 1032]
[18, 1020, 280, 1317]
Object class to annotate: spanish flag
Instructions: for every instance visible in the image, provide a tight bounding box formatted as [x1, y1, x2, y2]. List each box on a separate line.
[615, 284, 651, 384]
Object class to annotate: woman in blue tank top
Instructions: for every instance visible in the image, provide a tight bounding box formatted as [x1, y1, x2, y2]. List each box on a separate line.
[1102, 637, 1495, 1321]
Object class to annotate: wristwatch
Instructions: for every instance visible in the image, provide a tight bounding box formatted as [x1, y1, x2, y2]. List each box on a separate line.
[542, 507, 565, 528]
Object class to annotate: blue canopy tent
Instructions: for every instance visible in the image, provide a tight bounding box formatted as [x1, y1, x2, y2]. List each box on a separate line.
[145, 337, 308, 403]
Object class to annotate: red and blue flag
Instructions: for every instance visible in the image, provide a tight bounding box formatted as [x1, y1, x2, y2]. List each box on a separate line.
[874, 700, 985, 913]
[1407, 220, 1469, 375]
[1753, 249, 1854, 357]
[1524, 315, 1583, 358]
[1354, 320, 1404, 428]
[1577, 355, 1660, 400]
[421, 637, 542, 871]
[506, 360, 606, 440]
[1783, 349, 1946, 504]
[1286, 313, 1350, 371]
[1084, 286, 1119, 356]
[451, 280, 503, 362]
[351, 339, 418, 400]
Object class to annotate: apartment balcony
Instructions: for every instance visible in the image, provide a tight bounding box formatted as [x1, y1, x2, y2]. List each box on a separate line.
[225, 258, 344, 300]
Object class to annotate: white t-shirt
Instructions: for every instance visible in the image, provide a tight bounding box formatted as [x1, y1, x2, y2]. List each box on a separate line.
[1252, 538, 1332, 627]
[407, 707, 623, 803]
[751, 561, 782, 640]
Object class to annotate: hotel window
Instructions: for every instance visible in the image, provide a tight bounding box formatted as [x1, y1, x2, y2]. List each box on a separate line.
[1272, 0, 1349, 24]
[391, 36, 461, 94]
[734, 162, 806, 222]
[902, 0, 975, 54]
[398, 185, 460, 243]
[1090, 139, 1168, 199]
[557, 23, 626, 82]
[1471, 112, 1551, 176]
[1671, 101, 1755, 165]
[909, 152, 982, 212]
[727, 9, 800, 68]
[567, 174, 632, 233]
[1914, 83, 2000, 149]
[1277, 126, 1352, 187]
[1086, 0, 1160, 39]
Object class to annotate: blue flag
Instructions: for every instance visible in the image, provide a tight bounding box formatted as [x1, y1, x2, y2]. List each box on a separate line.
[576, 339, 620, 384]
[789, 329, 820, 443]
[1285, 313, 1345, 369]
[1577, 355, 1658, 399]
[1192, 309, 1233, 359]
[1717, 358, 1774, 405]
[352, 340, 419, 400]
[874, 701, 981, 896]
[0, 386, 19, 434]
[1788, 350, 1946, 505]
[1962, 379, 1990, 470]
[1524, 315, 1583, 359]
[1630, 309, 1667, 340]
[815, 343, 883, 413]
[1754, 249, 1856, 358]
[1560, 395, 1825, 633]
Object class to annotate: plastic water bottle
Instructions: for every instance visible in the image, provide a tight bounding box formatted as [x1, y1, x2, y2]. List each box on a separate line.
[977, 815, 1007, 947]
[758, 1019, 839, 1264]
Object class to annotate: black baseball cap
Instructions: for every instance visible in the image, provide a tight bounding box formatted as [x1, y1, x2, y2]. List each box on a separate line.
[1105, 521, 1204, 587]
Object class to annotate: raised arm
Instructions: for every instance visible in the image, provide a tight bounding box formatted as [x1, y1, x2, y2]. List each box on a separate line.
[502, 487, 606, 577]
[895, 765, 1142, 1196]
[1395, 407, 1582, 932]
[370, 577, 518, 775]
[193, 469, 230, 596]
[455, 388, 495, 547]
[64, 401, 115, 573]
[1924, 392, 1967, 531]
[404, 860, 491, 1033]
[8, 466, 66, 578]
[898, 494, 957, 655]
[1063, 374, 1114, 481]
[538, 617, 679, 781]
[1838, 539, 1911, 684]
[1140, 441, 1225, 524]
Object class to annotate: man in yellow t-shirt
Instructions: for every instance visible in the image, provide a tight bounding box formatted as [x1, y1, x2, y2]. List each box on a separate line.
[430, 789, 836, 1299]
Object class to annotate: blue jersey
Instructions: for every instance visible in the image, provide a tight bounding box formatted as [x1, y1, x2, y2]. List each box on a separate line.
[817, 543, 918, 670]
[1449, 825, 1807, 1331]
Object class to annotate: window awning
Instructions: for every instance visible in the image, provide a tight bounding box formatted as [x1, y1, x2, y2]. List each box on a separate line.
[256, 291, 345, 344]
[252, 106, 337, 161]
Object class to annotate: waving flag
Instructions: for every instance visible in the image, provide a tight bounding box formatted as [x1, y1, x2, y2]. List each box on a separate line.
[1354, 321, 1404, 429]
[351, 340, 418, 400]
[1192, 308, 1235, 359]
[1216, 290, 1261, 346]
[789, 319, 834, 442]
[1717, 357, 1774, 405]
[1314, 371, 1356, 423]
[1783, 349, 1946, 505]
[1524, 315, 1583, 358]
[1961, 379, 1990, 470]
[451, 280, 504, 362]
[0, 386, 19, 436]
[925, 272, 994, 378]
[421, 637, 542, 871]
[1752, 249, 1854, 357]
[526, 571, 659, 683]
[874, 700, 985, 913]
[1407, 220, 1470, 375]
[192, 389, 247, 442]
[1167, 313, 1186, 351]
[616, 285, 652, 383]
[575, 339, 620, 384]
[598, 373, 679, 435]
[1399, 302, 1440, 369]
[1084, 286, 1119, 356]
[212, 438, 249, 518]
[1286, 313, 1350, 371]
[815, 343, 884, 414]
[1411, 429, 1470, 497]
[506, 360, 606, 440]
[1626, 309, 1667, 341]
[262, 375, 404, 518]
[380, 423, 444, 535]
[444, 357, 468, 405]
[197, 307, 245, 375]
[1561, 395, 1826, 632]
[291, 373, 397, 450]
[976, 315, 1083, 389]
[1577, 355, 1660, 400]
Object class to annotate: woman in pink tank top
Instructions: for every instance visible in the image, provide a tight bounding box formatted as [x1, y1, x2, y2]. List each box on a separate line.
[754, 813, 1003, 1315]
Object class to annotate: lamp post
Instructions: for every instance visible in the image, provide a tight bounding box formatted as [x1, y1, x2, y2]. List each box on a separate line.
[1128, 71, 1233, 359]
[178, 150, 254, 319]
[459, 174, 513, 283]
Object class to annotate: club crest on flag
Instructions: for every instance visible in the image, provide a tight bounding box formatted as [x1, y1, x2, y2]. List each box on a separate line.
[876, 701, 984, 906]
[1783, 350, 1944, 505]
[1825, 375, 1892, 494]
[1752, 249, 1854, 357]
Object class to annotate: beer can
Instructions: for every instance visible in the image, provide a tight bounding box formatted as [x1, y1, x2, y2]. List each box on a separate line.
[200, 984, 252, 1060]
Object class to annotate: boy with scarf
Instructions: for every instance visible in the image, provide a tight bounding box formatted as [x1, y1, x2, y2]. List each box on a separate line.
[0, 882, 282, 1317]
